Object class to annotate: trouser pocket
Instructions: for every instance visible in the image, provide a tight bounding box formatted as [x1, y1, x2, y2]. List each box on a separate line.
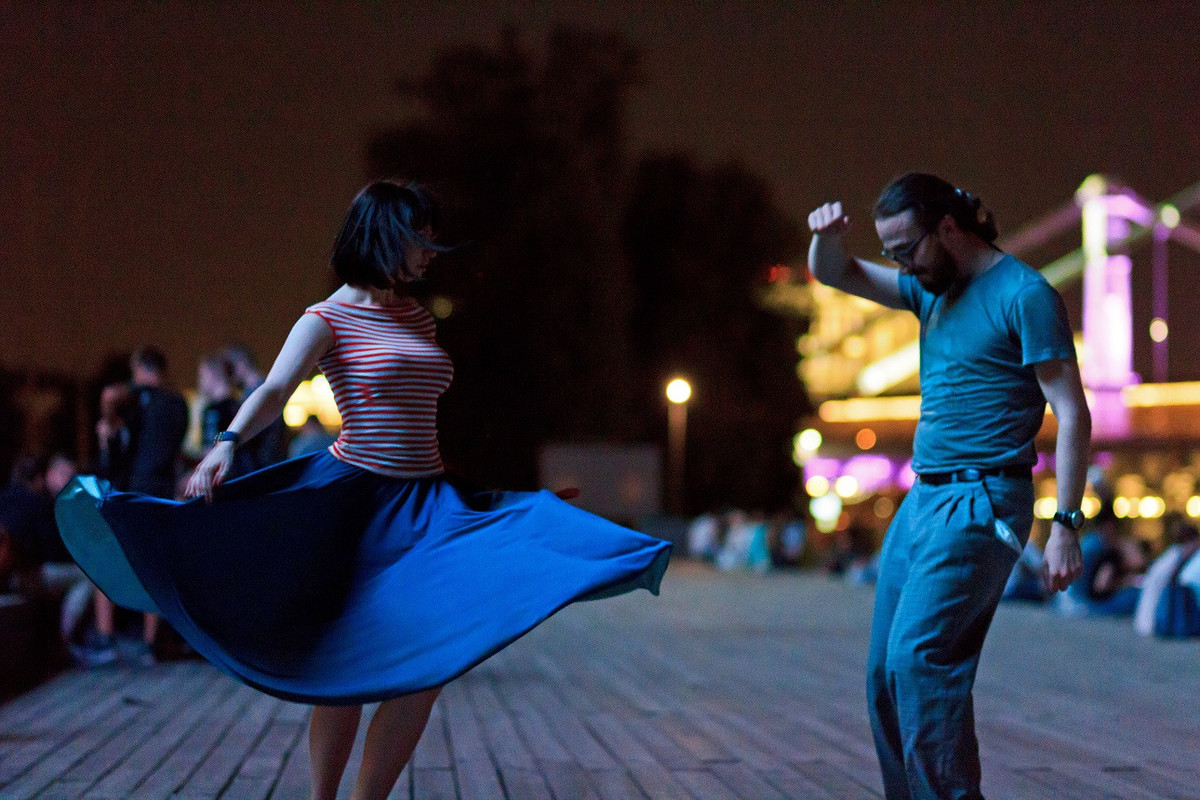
[980, 476, 1034, 555]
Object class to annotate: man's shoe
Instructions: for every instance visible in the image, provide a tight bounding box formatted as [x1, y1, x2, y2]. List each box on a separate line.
[69, 629, 118, 668]
[124, 640, 157, 667]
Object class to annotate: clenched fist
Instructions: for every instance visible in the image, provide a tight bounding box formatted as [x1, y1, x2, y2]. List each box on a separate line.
[808, 201, 852, 236]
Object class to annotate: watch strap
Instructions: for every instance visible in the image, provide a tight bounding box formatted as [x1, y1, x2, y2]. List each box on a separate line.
[214, 430, 241, 448]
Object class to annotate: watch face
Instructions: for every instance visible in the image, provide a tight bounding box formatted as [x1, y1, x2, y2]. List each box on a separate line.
[1059, 509, 1084, 529]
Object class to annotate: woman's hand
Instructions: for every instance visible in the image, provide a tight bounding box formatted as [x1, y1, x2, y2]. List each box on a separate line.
[185, 441, 235, 503]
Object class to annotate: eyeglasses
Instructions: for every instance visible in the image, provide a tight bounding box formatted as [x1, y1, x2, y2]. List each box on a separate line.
[881, 231, 930, 266]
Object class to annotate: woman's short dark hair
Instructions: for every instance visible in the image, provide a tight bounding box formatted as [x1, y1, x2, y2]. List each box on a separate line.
[330, 180, 444, 289]
[873, 172, 999, 244]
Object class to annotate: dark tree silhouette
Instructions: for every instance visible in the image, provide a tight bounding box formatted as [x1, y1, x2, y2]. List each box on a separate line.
[368, 28, 808, 511]
[368, 27, 641, 488]
[623, 154, 809, 512]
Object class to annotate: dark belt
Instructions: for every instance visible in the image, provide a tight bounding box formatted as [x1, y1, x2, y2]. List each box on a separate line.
[917, 466, 1032, 485]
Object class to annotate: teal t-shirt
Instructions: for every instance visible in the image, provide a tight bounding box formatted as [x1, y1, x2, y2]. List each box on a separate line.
[898, 254, 1076, 474]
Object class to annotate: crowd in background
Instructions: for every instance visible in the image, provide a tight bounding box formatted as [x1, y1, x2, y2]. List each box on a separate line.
[687, 475, 1200, 641]
[0, 343, 339, 694]
[686, 508, 878, 584]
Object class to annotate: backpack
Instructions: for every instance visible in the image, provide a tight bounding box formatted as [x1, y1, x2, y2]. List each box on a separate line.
[1153, 553, 1200, 638]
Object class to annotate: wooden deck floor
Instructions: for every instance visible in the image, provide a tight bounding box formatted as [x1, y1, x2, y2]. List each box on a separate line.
[2, 562, 1198, 799]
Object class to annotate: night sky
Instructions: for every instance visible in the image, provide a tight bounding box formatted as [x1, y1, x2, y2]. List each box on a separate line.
[4, 2, 1200, 382]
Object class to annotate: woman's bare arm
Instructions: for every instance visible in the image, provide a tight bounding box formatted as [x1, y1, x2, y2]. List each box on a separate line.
[185, 314, 334, 500]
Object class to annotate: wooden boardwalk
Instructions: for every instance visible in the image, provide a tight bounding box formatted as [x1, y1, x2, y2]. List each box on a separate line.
[2, 562, 1198, 799]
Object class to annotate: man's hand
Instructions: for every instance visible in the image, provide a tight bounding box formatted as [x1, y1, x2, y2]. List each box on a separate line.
[1041, 523, 1083, 592]
[808, 201, 852, 236]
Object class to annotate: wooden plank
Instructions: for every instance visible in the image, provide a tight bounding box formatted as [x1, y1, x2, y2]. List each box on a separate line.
[584, 768, 647, 800]
[788, 758, 883, 799]
[584, 714, 691, 799]
[438, 680, 504, 799]
[673, 769, 740, 800]
[1011, 766, 1126, 800]
[265, 716, 311, 800]
[219, 718, 306, 800]
[491, 678, 600, 800]
[759, 764, 848, 800]
[0, 667, 136, 783]
[409, 767, 456, 800]
[411, 697, 452, 770]
[461, 677, 551, 800]
[0, 668, 151, 795]
[0, 702, 141, 799]
[37, 666, 208, 799]
[176, 691, 280, 798]
[622, 716, 697, 771]
[128, 681, 260, 799]
[518, 683, 618, 771]
[1093, 765, 1199, 800]
[84, 668, 233, 799]
[707, 762, 790, 800]
[0, 668, 116, 733]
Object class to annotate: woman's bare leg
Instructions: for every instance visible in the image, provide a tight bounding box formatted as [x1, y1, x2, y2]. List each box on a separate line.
[350, 688, 440, 800]
[142, 613, 159, 644]
[94, 592, 115, 635]
[309, 705, 362, 800]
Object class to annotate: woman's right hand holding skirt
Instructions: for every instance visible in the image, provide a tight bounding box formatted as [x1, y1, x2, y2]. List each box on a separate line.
[185, 441, 235, 502]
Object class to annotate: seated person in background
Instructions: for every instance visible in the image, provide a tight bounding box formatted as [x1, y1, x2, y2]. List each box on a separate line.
[0, 454, 91, 671]
[0, 455, 58, 587]
[686, 511, 721, 562]
[768, 511, 806, 568]
[1002, 539, 1047, 603]
[1134, 515, 1200, 636]
[1055, 499, 1145, 616]
[716, 510, 771, 572]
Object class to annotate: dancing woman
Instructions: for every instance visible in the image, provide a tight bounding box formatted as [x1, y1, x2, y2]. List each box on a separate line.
[56, 181, 671, 800]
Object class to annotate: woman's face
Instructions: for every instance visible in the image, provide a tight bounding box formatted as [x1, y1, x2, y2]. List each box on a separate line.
[400, 226, 437, 281]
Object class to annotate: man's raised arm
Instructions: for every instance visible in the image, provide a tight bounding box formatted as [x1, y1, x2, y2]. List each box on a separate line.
[807, 201, 907, 310]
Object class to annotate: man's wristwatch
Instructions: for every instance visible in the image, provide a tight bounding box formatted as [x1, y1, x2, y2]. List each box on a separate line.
[1052, 508, 1086, 531]
[214, 430, 241, 448]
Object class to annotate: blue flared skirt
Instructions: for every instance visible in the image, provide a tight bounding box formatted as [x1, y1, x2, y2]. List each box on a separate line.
[54, 451, 671, 704]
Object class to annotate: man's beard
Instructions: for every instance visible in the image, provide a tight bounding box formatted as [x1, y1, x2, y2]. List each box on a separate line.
[913, 249, 959, 295]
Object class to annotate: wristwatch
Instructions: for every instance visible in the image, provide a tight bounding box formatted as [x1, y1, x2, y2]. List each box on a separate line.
[214, 430, 241, 448]
[1052, 508, 1086, 530]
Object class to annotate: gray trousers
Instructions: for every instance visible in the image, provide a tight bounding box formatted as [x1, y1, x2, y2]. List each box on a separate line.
[866, 475, 1033, 799]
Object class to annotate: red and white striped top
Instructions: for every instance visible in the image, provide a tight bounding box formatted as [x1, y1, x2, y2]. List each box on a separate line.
[304, 300, 454, 479]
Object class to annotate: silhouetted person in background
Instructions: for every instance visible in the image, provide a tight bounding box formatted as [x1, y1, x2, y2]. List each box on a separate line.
[0, 455, 61, 576]
[197, 352, 255, 478]
[225, 343, 289, 471]
[82, 346, 188, 666]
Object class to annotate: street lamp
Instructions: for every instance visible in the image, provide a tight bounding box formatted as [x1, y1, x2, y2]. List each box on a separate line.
[665, 377, 692, 515]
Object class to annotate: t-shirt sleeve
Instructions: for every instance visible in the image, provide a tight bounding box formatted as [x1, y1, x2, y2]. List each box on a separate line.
[896, 271, 927, 317]
[1013, 280, 1076, 366]
[303, 305, 339, 346]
